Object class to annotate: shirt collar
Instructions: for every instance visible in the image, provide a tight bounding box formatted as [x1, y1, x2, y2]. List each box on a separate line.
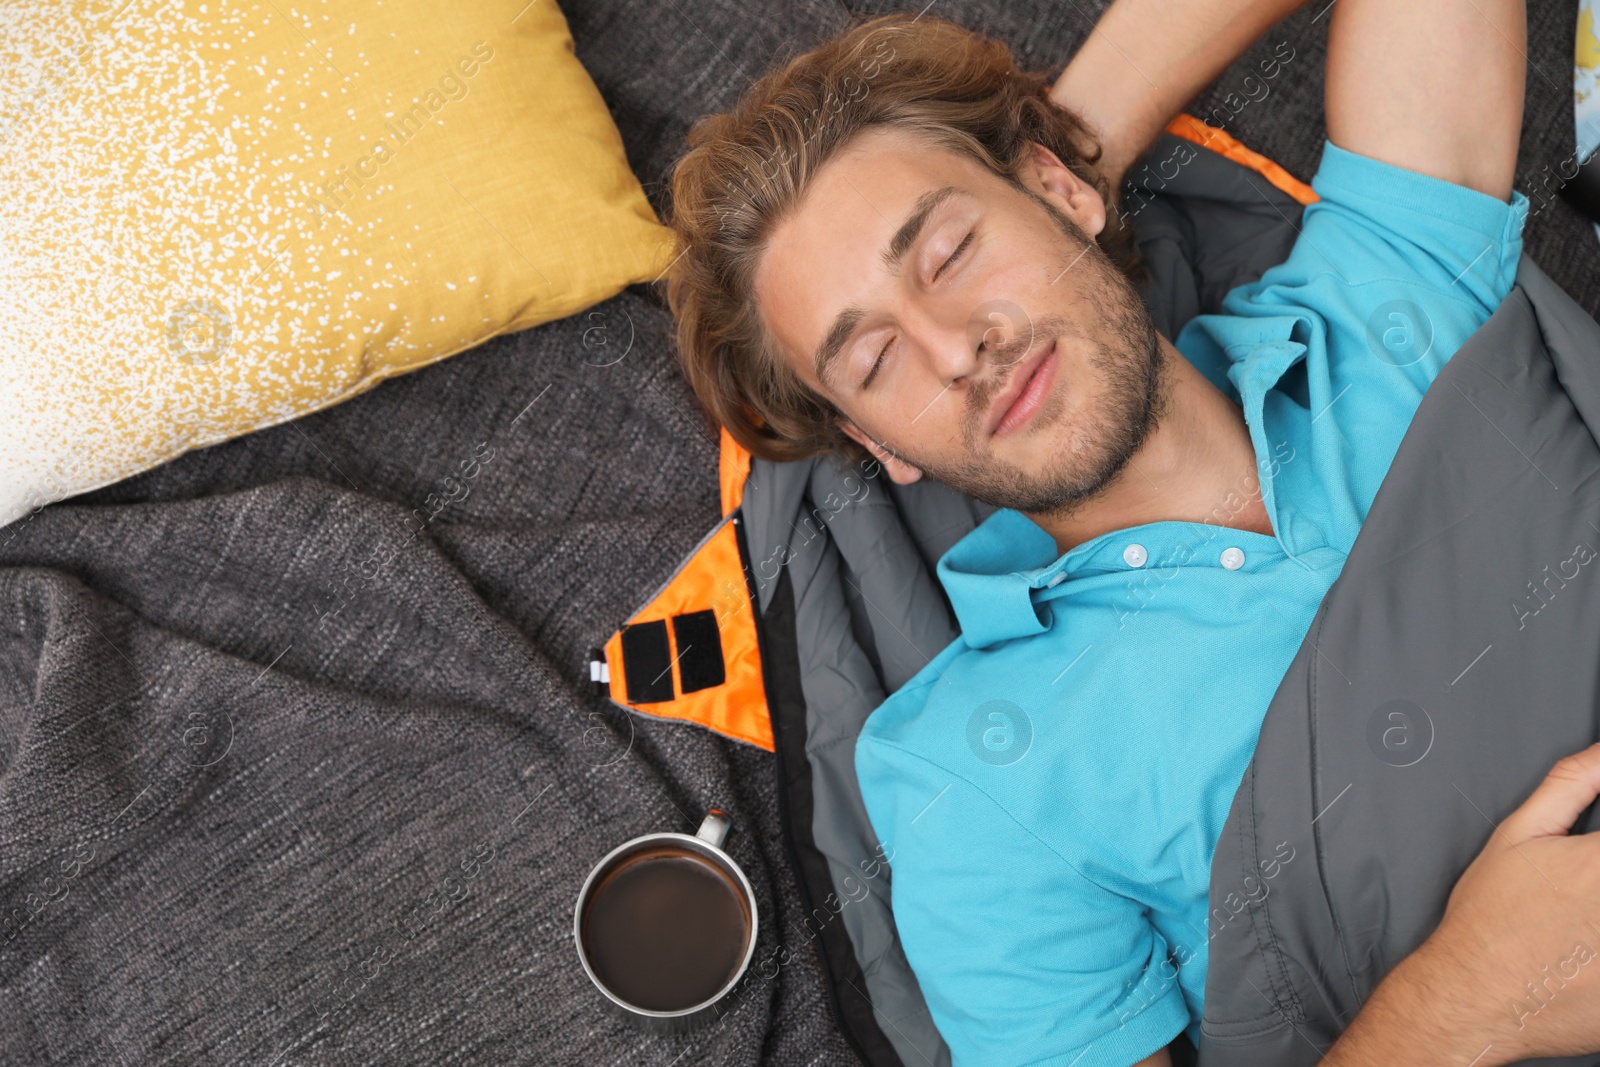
[936, 508, 1059, 648]
[937, 506, 1314, 650]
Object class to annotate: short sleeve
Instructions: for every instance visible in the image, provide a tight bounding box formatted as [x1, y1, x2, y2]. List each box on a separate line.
[856, 737, 1190, 1067]
[1301, 137, 1526, 304]
[1216, 136, 1528, 395]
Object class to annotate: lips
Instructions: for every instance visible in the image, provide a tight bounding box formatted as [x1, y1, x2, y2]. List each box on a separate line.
[987, 339, 1057, 438]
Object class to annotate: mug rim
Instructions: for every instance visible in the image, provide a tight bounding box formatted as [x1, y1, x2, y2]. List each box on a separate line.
[572, 829, 759, 1019]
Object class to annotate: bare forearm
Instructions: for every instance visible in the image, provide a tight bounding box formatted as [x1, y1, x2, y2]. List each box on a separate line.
[1047, 0, 1311, 187]
[1318, 939, 1517, 1067]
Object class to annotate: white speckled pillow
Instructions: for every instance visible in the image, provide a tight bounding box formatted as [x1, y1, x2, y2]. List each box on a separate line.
[0, 0, 673, 527]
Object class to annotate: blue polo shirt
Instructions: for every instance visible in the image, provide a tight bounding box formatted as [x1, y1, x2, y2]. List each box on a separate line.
[854, 137, 1528, 1067]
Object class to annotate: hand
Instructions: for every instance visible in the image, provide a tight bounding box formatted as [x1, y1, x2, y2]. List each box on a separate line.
[1427, 742, 1600, 1062]
[1323, 742, 1600, 1066]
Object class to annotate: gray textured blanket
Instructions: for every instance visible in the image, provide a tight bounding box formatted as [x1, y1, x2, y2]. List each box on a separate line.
[1, 0, 1594, 1064]
[0, 288, 866, 1064]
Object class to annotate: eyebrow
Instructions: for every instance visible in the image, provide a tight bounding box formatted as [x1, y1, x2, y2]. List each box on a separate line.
[812, 185, 967, 389]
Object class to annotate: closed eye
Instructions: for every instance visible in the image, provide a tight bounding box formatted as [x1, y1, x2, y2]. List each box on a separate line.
[932, 228, 975, 283]
[859, 228, 977, 391]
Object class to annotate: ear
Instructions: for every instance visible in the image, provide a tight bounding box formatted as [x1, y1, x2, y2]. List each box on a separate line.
[1018, 140, 1107, 240]
[838, 420, 924, 485]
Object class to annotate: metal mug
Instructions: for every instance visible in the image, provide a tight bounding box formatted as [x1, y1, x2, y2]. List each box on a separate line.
[573, 809, 758, 1034]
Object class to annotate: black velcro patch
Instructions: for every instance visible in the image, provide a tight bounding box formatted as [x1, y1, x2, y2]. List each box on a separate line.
[671, 610, 726, 694]
[620, 620, 674, 703]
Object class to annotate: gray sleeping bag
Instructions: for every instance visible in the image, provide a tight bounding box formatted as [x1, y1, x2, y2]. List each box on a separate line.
[1194, 251, 1600, 1067]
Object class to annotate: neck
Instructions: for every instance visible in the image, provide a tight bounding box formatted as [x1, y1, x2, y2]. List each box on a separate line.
[1026, 335, 1274, 557]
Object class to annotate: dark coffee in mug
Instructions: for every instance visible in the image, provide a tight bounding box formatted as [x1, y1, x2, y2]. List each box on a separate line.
[579, 844, 752, 1012]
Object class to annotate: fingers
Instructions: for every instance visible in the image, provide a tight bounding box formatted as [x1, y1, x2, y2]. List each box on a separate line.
[1498, 742, 1600, 844]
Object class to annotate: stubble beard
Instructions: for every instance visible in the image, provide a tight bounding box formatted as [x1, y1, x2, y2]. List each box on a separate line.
[895, 195, 1172, 519]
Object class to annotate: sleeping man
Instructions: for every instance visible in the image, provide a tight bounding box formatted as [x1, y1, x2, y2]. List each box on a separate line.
[663, 1, 1600, 1065]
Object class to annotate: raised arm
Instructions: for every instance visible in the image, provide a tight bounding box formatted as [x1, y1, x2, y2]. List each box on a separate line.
[1047, 0, 1313, 189]
[1325, 0, 1525, 201]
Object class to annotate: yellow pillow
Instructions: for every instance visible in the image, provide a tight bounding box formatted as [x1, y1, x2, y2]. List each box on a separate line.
[0, 0, 673, 527]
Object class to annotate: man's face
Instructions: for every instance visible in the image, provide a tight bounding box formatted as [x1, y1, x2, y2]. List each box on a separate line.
[753, 124, 1169, 516]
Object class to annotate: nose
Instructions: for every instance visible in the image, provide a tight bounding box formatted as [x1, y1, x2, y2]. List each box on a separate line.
[967, 300, 1034, 372]
[903, 297, 1027, 387]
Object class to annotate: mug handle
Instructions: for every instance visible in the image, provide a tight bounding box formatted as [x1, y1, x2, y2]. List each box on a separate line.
[695, 809, 731, 849]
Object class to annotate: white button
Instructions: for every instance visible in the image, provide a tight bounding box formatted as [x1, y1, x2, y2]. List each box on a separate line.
[1045, 572, 1067, 588]
[1220, 547, 1246, 570]
[1123, 543, 1148, 567]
